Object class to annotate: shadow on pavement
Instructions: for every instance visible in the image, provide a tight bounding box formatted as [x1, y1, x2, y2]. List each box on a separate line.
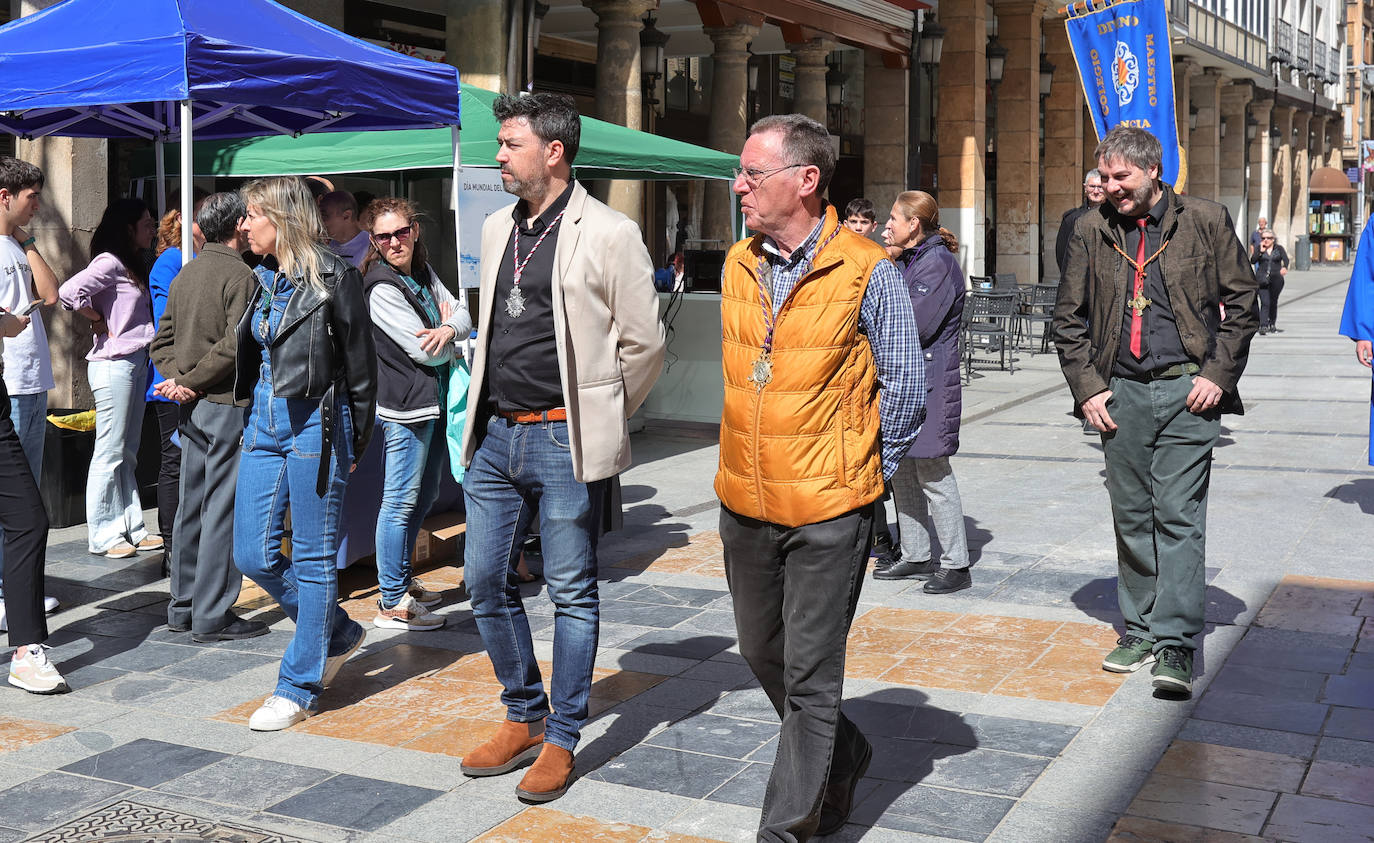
[1324, 477, 1374, 515]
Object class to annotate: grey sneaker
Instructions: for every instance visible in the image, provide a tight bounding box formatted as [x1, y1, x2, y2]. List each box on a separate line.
[1151, 646, 1193, 695]
[1102, 634, 1155, 673]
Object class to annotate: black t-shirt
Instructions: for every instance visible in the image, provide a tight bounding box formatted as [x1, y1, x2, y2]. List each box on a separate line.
[1113, 194, 1191, 377]
[487, 181, 575, 413]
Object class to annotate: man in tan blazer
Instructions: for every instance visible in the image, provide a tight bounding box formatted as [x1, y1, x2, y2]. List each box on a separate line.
[458, 92, 665, 803]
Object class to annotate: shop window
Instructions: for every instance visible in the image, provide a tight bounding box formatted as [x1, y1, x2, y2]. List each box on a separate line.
[666, 57, 712, 116]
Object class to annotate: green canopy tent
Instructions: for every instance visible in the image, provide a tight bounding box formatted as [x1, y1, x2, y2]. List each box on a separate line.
[132, 83, 736, 181]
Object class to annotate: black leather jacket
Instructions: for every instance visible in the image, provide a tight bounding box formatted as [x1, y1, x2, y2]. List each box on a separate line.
[235, 250, 378, 471]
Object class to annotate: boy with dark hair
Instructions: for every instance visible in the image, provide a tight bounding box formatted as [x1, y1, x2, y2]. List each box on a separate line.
[0, 156, 67, 693]
[843, 198, 877, 236]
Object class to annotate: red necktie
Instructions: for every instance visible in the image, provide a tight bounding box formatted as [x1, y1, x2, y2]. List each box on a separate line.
[1130, 217, 1148, 359]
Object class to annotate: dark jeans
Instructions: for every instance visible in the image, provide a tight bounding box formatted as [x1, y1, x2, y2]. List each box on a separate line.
[169, 399, 247, 634]
[0, 380, 49, 647]
[721, 504, 872, 843]
[1101, 374, 1219, 652]
[151, 401, 181, 544]
[1257, 278, 1284, 328]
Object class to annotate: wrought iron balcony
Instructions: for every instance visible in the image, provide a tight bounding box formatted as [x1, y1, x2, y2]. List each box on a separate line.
[1296, 31, 1312, 71]
[1276, 19, 1293, 62]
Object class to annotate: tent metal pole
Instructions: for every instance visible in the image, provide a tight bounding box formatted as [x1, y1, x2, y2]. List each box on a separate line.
[154, 139, 167, 218]
[180, 100, 193, 268]
[451, 125, 462, 289]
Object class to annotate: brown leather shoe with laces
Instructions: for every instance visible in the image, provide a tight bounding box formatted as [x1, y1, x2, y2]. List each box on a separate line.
[515, 743, 575, 802]
[460, 718, 545, 776]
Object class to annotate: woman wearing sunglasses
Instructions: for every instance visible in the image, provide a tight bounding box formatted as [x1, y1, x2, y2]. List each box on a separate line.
[1251, 228, 1287, 335]
[360, 198, 470, 630]
[232, 176, 377, 731]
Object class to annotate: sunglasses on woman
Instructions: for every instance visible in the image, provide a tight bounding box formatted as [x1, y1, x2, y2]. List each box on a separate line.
[372, 225, 414, 245]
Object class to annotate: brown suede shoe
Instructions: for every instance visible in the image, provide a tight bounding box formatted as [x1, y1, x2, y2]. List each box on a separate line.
[514, 743, 575, 802]
[460, 718, 545, 776]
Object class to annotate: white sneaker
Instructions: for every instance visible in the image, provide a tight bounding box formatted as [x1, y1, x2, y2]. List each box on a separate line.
[0, 596, 61, 632]
[322, 629, 365, 689]
[248, 695, 311, 731]
[373, 593, 445, 631]
[407, 578, 443, 608]
[9, 644, 69, 694]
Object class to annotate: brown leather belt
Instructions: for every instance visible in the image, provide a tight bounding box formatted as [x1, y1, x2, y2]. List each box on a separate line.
[500, 407, 567, 424]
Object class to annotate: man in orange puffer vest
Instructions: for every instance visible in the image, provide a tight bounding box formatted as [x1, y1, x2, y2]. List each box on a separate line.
[716, 114, 925, 842]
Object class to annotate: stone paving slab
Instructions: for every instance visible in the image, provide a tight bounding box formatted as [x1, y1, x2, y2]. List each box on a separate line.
[1, 266, 1370, 841]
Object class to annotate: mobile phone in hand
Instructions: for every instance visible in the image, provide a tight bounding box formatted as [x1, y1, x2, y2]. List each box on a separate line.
[17, 300, 41, 316]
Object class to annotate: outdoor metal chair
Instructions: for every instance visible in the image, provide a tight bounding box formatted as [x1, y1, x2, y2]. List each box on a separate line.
[1021, 283, 1060, 355]
[993, 272, 1020, 292]
[962, 290, 1018, 381]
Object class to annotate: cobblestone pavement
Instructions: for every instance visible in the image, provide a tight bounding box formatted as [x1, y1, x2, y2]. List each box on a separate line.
[1, 265, 1370, 842]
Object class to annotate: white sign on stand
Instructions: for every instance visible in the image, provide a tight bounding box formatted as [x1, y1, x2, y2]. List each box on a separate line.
[459, 167, 516, 289]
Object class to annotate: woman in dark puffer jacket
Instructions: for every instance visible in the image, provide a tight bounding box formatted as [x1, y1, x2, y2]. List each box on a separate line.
[873, 191, 972, 595]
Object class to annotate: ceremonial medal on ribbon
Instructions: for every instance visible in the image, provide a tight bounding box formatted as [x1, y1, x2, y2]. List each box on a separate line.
[507, 209, 565, 318]
[749, 351, 773, 388]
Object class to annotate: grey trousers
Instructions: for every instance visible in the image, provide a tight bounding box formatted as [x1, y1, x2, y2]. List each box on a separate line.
[721, 504, 872, 843]
[168, 399, 247, 634]
[890, 457, 970, 570]
[1100, 374, 1219, 652]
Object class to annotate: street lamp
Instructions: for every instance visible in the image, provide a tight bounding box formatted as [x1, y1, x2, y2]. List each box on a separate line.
[1246, 114, 1258, 141]
[1039, 56, 1055, 97]
[987, 37, 1008, 85]
[826, 63, 846, 107]
[639, 13, 669, 117]
[1220, 115, 1227, 139]
[919, 21, 945, 68]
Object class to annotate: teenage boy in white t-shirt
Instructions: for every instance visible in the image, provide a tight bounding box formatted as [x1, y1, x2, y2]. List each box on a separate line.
[0, 157, 60, 632]
[0, 156, 66, 693]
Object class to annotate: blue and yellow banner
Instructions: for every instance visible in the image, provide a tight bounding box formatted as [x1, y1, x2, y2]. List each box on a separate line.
[1064, 0, 1185, 190]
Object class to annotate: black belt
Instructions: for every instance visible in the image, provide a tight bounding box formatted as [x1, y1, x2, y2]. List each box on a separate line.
[1119, 362, 1200, 383]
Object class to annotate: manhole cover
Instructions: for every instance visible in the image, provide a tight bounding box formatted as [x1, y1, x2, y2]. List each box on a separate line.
[28, 800, 311, 842]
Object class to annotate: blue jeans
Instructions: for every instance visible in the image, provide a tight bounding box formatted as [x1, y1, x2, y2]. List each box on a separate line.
[234, 377, 363, 710]
[0, 390, 46, 586]
[463, 414, 605, 751]
[376, 418, 447, 608]
[86, 353, 150, 554]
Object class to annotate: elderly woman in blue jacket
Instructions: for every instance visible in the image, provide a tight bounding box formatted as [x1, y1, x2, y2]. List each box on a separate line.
[874, 191, 972, 594]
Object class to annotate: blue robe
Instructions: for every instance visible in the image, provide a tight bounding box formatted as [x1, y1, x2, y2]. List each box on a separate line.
[1339, 223, 1374, 465]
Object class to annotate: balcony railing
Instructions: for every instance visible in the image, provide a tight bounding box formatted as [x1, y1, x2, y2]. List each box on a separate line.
[1296, 31, 1312, 70]
[1276, 20, 1293, 62]
[1181, 2, 1270, 73]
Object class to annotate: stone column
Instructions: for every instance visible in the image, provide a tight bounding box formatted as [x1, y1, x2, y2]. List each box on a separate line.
[994, 0, 1047, 284]
[14, 0, 107, 409]
[1247, 97, 1273, 227]
[584, 0, 657, 227]
[1292, 110, 1312, 244]
[1218, 82, 1252, 237]
[1187, 69, 1224, 201]
[702, 23, 757, 246]
[447, 0, 516, 94]
[862, 48, 908, 232]
[936, 0, 987, 276]
[1328, 122, 1343, 169]
[1042, 20, 1084, 280]
[1272, 106, 1295, 254]
[787, 38, 833, 126]
[1173, 59, 1200, 191]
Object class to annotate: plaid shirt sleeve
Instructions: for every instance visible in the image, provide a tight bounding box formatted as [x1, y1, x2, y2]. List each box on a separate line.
[860, 257, 925, 478]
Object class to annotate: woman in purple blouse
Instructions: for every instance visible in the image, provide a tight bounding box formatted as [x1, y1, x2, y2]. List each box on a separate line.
[59, 198, 160, 559]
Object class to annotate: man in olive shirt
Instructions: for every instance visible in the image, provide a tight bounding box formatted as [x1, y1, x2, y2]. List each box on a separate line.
[151, 192, 266, 643]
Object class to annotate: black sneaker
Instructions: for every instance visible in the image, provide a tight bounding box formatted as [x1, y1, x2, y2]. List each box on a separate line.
[870, 533, 895, 560]
[923, 568, 972, 594]
[875, 558, 939, 580]
[193, 615, 271, 642]
[1151, 646, 1193, 695]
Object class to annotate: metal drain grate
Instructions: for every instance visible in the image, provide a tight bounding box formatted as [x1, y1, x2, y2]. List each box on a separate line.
[28, 800, 310, 842]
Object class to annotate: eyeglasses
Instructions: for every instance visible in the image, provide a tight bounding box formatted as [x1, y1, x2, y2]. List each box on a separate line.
[1084, 183, 1105, 190]
[372, 225, 414, 245]
[1260, 237, 1274, 242]
[732, 163, 804, 188]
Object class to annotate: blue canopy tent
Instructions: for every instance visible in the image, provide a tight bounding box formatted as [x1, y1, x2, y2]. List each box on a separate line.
[0, 0, 460, 264]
